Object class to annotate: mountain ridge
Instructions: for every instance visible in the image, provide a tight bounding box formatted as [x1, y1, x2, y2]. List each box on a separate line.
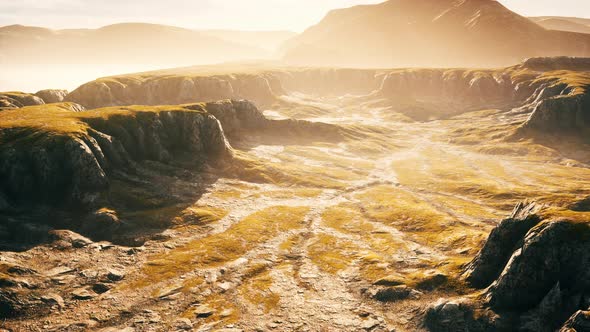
[282, 0, 590, 68]
[0, 22, 294, 67]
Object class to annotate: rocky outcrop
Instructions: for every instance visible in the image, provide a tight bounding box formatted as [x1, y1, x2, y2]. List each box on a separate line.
[427, 203, 590, 332]
[375, 58, 590, 133]
[64, 74, 283, 110]
[462, 202, 542, 288]
[64, 69, 386, 110]
[34, 89, 68, 103]
[0, 92, 44, 109]
[203, 99, 344, 142]
[424, 299, 506, 332]
[486, 220, 590, 312]
[522, 56, 590, 72]
[0, 102, 236, 209]
[0, 98, 341, 211]
[522, 93, 590, 136]
[378, 70, 516, 107]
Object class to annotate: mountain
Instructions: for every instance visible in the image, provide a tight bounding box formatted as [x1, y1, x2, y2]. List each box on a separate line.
[281, 0, 590, 68]
[201, 30, 296, 53]
[0, 23, 284, 66]
[530, 16, 590, 34]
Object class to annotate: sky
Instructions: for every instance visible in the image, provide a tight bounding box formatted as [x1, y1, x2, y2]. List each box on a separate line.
[0, 0, 589, 32]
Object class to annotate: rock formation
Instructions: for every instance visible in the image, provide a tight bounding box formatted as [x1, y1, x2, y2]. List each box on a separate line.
[0, 92, 44, 109]
[61, 57, 590, 138]
[426, 200, 590, 332]
[0, 102, 234, 209]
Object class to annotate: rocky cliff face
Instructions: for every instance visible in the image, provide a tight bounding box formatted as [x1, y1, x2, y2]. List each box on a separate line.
[64, 69, 385, 110]
[0, 102, 238, 209]
[376, 57, 590, 134]
[62, 58, 590, 137]
[64, 74, 283, 110]
[426, 201, 590, 332]
[522, 92, 590, 136]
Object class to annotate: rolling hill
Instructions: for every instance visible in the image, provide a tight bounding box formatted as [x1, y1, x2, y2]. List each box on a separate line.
[0, 23, 288, 66]
[281, 0, 590, 68]
[530, 16, 590, 34]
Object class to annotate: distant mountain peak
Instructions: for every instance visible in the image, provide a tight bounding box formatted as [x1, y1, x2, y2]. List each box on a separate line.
[281, 0, 590, 68]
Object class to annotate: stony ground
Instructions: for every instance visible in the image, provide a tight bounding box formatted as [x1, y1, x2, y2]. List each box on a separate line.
[3, 93, 590, 332]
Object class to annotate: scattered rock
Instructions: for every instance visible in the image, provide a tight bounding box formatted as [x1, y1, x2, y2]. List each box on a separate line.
[217, 281, 233, 292]
[175, 318, 193, 330]
[361, 318, 380, 330]
[106, 269, 125, 282]
[92, 283, 111, 294]
[219, 309, 234, 318]
[81, 209, 121, 240]
[98, 327, 135, 332]
[5, 264, 37, 276]
[157, 285, 183, 299]
[373, 276, 404, 287]
[368, 285, 419, 302]
[415, 273, 448, 291]
[41, 294, 65, 308]
[71, 288, 96, 300]
[425, 300, 476, 332]
[46, 266, 75, 277]
[126, 247, 144, 255]
[48, 230, 93, 248]
[80, 269, 99, 278]
[194, 305, 215, 318]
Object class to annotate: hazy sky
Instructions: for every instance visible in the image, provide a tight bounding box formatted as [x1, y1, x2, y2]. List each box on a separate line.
[0, 0, 589, 32]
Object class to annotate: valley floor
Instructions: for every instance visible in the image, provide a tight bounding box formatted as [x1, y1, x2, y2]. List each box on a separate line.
[3, 94, 590, 331]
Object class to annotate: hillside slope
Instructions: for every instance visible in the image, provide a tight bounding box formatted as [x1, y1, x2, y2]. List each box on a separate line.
[281, 0, 590, 68]
[530, 16, 590, 34]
